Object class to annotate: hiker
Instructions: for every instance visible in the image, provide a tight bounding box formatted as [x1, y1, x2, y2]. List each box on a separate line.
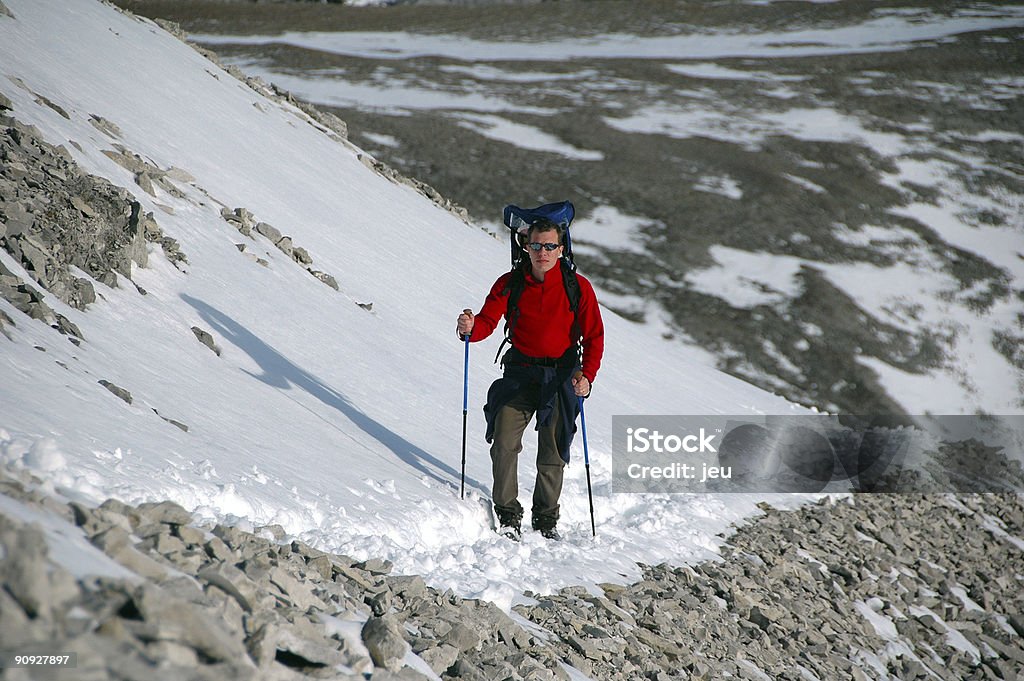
[457, 217, 604, 540]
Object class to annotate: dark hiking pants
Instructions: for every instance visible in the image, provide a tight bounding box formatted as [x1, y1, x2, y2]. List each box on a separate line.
[490, 382, 564, 531]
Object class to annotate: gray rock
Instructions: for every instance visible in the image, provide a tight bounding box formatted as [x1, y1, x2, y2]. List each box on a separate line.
[88, 114, 122, 139]
[164, 166, 195, 183]
[0, 523, 79, 619]
[363, 615, 407, 671]
[268, 565, 325, 611]
[442, 622, 481, 653]
[197, 562, 268, 613]
[245, 621, 278, 668]
[419, 643, 460, 675]
[98, 380, 132, 404]
[129, 583, 253, 665]
[274, 624, 349, 669]
[254, 221, 282, 243]
[0, 308, 15, 337]
[73, 277, 96, 306]
[136, 500, 193, 526]
[212, 523, 249, 550]
[0, 586, 32, 647]
[54, 313, 83, 339]
[156, 412, 189, 432]
[275, 235, 294, 257]
[204, 534, 235, 563]
[368, 589, 393, 616]
[359, 557, 393, 575]
[97, 497, 140, 525]
[174, 524, 206, 547]
[308, 269, 339, 290]
[3, 460, 1022, 681]
[70, 501, 133, 536]
[190, 325, 221, 356]
[138, 532, 186, 552]
[335, 563, 378, 590]
[389, 575, 427, 599]
[305, 554, 333, 582]
[90, 526, 169, 580]
[135, 170, 156, 196]
[372, 669, 434, 681]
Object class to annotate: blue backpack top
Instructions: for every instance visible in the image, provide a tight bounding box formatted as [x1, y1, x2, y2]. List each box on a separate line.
[495, 201, 582, 364]
[502, 201, 576, 270]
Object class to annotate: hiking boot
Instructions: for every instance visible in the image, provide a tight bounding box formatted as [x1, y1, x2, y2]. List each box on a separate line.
[532, 509, 559, 540]
[497, 522, 522, 542]
[539, 526, 561, 541]
[494, 505, 523, 542]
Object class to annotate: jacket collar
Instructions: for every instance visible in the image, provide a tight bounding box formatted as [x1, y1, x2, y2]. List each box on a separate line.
[525, 259, 565, 286]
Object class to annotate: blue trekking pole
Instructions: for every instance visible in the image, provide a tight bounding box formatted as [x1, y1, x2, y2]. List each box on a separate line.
[578, 396, 596, 537]
[460, 313, 471, 499]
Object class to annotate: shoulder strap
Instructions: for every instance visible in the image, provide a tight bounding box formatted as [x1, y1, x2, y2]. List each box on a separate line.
[562, 260, 583, 365]
[494, 267, 527, 364]
[561, 259, 581, 313]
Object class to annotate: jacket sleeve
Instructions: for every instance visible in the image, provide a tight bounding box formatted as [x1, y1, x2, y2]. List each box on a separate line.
[469, 273, 511, 343]
[577, 276, 605, 383]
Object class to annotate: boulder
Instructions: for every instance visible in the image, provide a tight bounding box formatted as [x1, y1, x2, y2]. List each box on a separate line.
[362, 615, 407, 671]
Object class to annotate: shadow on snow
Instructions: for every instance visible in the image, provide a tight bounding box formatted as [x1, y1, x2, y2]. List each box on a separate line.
[182, 294, 487, 496]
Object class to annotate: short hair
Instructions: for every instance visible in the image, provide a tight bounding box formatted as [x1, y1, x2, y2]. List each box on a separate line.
[527, 217, 565, 244]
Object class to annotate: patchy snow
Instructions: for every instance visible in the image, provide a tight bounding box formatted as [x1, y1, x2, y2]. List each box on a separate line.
[909, 605, 982, 664]
[685, 246, 804, 309]
[193, 11, 1024, 62]
[854, 599, 899, 640]
[694, 174, 743, 200]
[571, 205, 657, 256]
[666, 63, 807, 82]
[452, 113, 603, 161]
[361, 131, 401, 148]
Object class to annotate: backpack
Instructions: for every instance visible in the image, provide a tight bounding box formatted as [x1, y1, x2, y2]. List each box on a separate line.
[496, 201, 582, 364]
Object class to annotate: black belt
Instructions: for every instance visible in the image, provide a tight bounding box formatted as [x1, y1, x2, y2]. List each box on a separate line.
[517, 356, 562, 367]
[504, 347, 575, 368]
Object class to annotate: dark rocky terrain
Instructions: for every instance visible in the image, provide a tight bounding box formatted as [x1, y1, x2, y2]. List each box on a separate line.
[115, 0, 1024, 417]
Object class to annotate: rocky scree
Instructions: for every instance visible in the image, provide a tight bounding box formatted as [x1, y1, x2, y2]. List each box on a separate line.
[0, 465, 571, 681]
[0, 97, 186, 340]
[513, 494, 1024, 681]
[2, 457, 1022, 681]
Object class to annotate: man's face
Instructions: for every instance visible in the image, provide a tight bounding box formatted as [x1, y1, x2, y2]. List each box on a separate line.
[527, 228, 563, 275]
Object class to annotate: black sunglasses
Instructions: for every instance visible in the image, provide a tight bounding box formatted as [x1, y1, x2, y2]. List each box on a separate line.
[527, 242, 561, 252]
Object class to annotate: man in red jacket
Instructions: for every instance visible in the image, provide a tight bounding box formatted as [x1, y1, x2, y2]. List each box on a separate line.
[457, 218, 604, 540]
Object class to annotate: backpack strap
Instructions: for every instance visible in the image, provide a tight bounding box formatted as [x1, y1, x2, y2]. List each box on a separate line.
[562, 259, 583, 366]
[495, 266, 527, 364]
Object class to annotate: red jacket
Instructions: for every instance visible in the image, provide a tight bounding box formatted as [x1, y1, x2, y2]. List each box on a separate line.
[471, 263, 605, 383]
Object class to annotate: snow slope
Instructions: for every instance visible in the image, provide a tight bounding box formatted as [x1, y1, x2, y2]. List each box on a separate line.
[0, 0, 808, 607]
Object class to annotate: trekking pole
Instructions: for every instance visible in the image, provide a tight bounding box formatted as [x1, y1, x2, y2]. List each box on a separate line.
[578, 396, 596, 537]
[460, 314, 471, 499]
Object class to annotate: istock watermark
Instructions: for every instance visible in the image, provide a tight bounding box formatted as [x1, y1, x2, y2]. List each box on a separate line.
[612, 414, 1024, 493]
